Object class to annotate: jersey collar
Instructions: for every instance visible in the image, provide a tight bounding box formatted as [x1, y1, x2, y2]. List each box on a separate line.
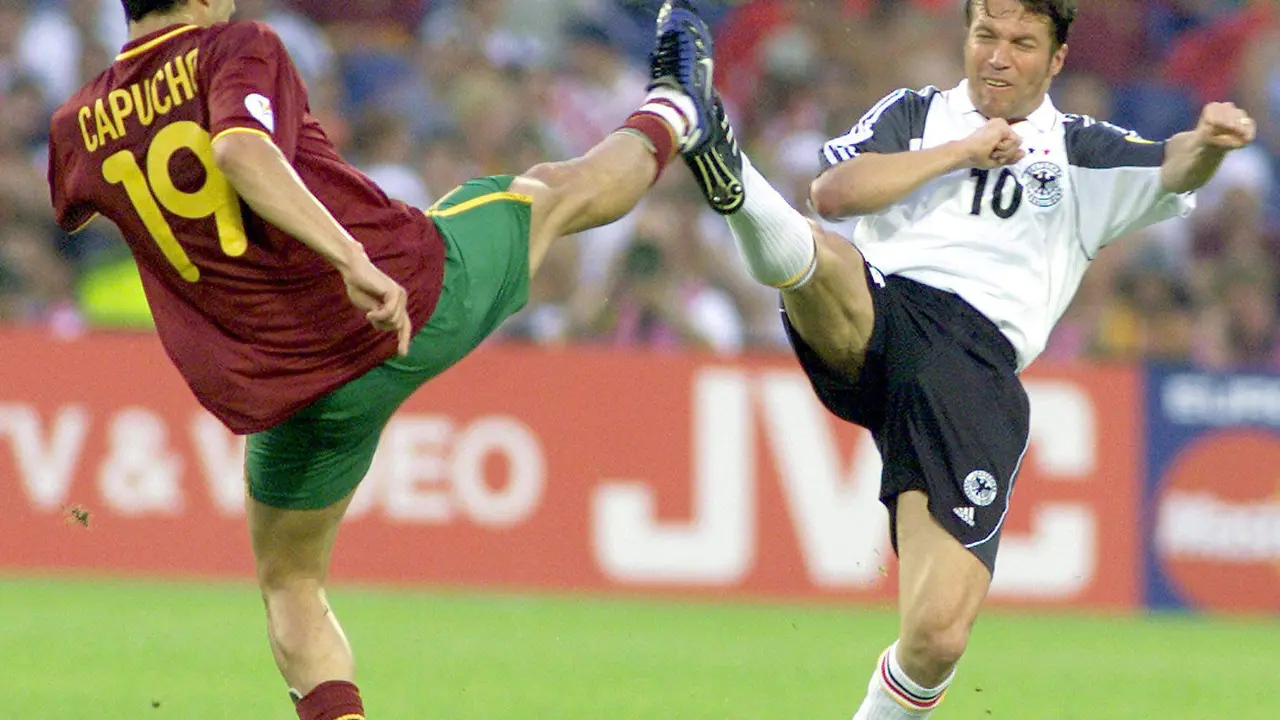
[116, 24, 199, 63]
[950, 79, 1059, 135]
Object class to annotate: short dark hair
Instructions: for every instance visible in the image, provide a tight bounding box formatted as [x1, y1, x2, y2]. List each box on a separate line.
[121, 0, 184, 22]
[964, 0, 1077, 48]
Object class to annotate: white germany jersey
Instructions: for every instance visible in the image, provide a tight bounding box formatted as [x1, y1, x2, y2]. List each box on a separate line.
[821, 80, 1195, 370]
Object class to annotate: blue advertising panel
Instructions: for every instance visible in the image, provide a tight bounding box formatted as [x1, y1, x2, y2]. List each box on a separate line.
[1145, 366, 1280, 613]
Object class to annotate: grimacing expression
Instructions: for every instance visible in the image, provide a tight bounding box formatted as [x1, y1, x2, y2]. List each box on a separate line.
[963, 0, 1067, 120]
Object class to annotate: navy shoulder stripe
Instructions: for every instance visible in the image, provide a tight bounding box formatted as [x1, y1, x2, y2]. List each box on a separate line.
[821, 86, 937, 168]
[1063, 114, 1165, 169]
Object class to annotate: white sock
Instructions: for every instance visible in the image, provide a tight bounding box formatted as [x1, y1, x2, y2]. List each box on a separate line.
[636, 86, 704, 153]
[725, 154, 817, 289]
[851, 642, 954, 720]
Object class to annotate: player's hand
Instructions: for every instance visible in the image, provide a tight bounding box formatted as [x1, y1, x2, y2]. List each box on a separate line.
[962, 118, 1026, 169]
[1195, 102, 1256, 151]
[341, 251, 413, 356]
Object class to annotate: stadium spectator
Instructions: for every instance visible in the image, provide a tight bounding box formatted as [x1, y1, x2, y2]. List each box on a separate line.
[0, 220, 76, 326]
[421, 0, 546, 71]
[349, 109, 432, 209]
[544, 17, 648, 157]
[0, 77, 54, 225]
[288, 0, 427, 38]
[0, 4, 27, 92]
[573, 191, 744, 354]
[1201, 260, 1280, 369]
[17, 0, 126, 107]
[233, 0, 335, 89]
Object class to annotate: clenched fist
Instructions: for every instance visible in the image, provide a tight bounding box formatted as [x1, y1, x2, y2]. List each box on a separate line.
[961, 118, 1026, 170]
[1195, 102, 1256, 150]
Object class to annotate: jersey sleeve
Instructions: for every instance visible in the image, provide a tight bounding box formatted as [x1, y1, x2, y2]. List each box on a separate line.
[47, 111, 97, 234]
[201, 22, 308, 159]
[1064, 116, 1196, 255]
[819, 87, 935, 170]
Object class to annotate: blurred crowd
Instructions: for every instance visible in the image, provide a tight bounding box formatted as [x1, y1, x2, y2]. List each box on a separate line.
[2, 0, 1278, 368]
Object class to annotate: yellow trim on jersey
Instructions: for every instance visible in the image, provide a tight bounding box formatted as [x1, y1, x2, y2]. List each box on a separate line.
[425, 184, 467, 214]
[211, 126, 274, 144]
[332, 715, 365, 720]
[426, 191, 533, 219]
[115, 25, 200, 62]
[69, 212, 101, 235]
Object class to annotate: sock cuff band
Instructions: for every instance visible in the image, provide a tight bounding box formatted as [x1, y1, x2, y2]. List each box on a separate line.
[774, 243, 818, 289]
[619, 111, 677, 181]
[878, 644, 951, 711]
[295, 680, 365, 720]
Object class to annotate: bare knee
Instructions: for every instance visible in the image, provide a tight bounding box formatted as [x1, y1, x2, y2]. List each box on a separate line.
[520, 160, 595, 211]
[521, 160, 574, 191]
[899, 613, 973, 675]
[259, 570, 326, 625]
[893, 493, 990, 684]
[255, 540, 330, 647]
[516, 161, 596, 240]
[259, 562, 323, 596]
[260, 576, 328, 656]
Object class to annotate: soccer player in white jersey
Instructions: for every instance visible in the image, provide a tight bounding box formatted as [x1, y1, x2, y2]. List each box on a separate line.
[663, 0, 1257, 717]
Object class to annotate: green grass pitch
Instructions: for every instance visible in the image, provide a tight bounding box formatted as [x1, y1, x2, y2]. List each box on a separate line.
[4, 575, 1277, 718]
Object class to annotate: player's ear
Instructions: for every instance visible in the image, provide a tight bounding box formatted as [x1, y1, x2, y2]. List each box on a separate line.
[1049, 43, 1068, 78]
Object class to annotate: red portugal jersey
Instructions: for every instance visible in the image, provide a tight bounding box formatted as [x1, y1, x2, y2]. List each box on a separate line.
[48, 22, 446, 434]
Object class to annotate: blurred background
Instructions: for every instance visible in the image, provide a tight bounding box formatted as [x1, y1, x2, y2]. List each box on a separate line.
[3, 2, 1279, 718]
[1, 0, 1277, 366]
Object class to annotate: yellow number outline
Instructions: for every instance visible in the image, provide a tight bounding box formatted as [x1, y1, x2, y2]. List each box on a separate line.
[102, 121, 247, 282]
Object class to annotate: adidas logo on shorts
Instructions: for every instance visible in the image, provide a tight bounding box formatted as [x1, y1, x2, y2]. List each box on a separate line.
[953, 506, 976, 527]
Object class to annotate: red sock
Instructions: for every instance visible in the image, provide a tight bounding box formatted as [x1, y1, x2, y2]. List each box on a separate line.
[295, 680, 365, 720]
[618, 109, 678, 181]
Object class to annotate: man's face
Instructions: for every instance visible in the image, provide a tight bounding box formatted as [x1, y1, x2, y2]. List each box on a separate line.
[963, 0, 1067, 120]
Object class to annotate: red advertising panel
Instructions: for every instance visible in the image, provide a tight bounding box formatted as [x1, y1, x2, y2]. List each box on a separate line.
[0, 330, 1140, 608]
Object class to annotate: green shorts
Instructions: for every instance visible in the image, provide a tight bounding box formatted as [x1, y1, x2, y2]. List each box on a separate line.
[245, 175, 532, 510]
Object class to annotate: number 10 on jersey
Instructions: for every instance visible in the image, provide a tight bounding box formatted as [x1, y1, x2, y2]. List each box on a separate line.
[969, 168, 1023, 219]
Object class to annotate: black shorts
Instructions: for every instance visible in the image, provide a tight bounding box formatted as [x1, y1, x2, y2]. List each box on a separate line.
[782, 265, 1030, 573]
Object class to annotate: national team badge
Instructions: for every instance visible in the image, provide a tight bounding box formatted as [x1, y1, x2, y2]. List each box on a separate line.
[1022, 161, 1063, 208]
[963, 470, 999, 507]
[244, 93, 276, 134]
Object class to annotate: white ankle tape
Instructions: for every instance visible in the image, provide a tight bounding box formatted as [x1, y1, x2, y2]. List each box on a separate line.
[643, 86, 701, 151]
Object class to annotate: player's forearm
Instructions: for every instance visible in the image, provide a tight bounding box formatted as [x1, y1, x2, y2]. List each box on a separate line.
[1160, 130, 1227, 194]
[809, 144, 969, 219]
[212, 132, 362, 271]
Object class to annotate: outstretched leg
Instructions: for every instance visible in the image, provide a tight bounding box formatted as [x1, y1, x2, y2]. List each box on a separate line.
[513, 117, 682, 275]
[511, 0, 720, 276]
[660, 23, 874, 376]
[693, 123, 878, 380]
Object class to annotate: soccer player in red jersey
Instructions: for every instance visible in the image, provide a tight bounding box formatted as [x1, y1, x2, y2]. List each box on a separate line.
[47, 1, 723, 717]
